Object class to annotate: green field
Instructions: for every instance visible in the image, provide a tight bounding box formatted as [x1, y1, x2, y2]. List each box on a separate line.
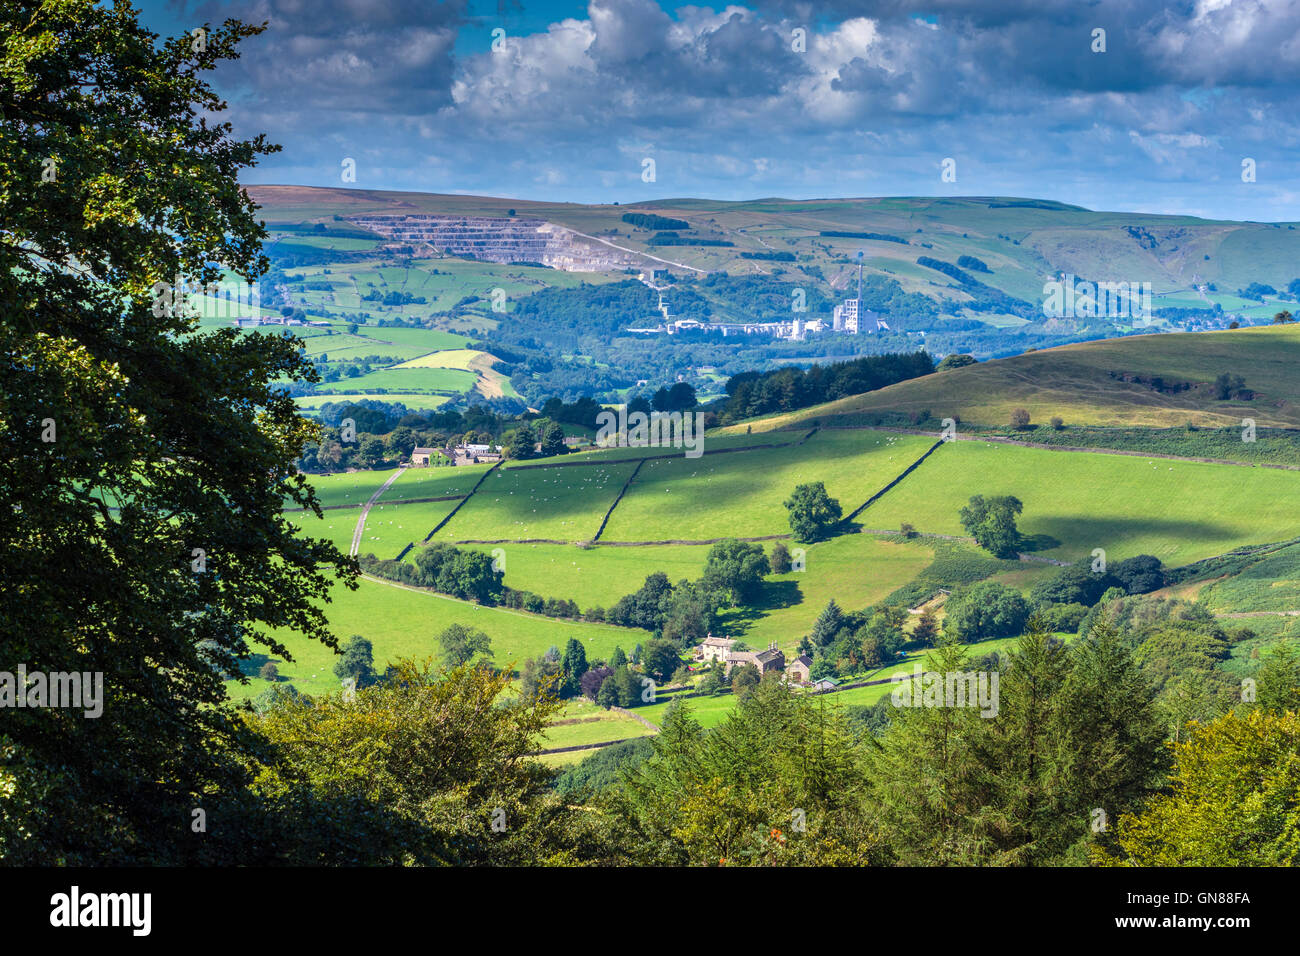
[296, 468, 402, 509]
[386, 464, 488, 500]
[727, 325, 1300, 431]
[294, 392, 452, 411]
[435, 461, 640, 542]
[356, 499, 462, 560]
[229, 576, 646, 700]
[600, 430, 935, 541]
[314, 366, 478, 393]
[459, 541, 716, 609]
[862, 440, 1300, 564]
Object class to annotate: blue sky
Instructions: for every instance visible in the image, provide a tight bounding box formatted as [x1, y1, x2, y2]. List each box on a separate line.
[138, 0, 1300, 220]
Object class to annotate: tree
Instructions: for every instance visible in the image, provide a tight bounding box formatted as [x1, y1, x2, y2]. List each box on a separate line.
[642, 639, 682, 685]
[1272, 310, 1295, 324]
[770, 542, 792, 574]
[958, 494, 1023, 558]
[701, 539, 770, 605]
[250, 658, 615, 865]
[580, 665, 614, 700]
[334, 635, 378, 686]
[609, 646, 628, 669]
[1100, 709, 1300, 866]
[259, 662, 280, 682]
[1110, 555, 1165, 594]
[937, 353, 976, 371]
[731, 663, 761, 699]
[1049, 416, 1064, 430]
[1009, 407, 1031, 429]
[503, 422, 537, 459]
[784, 481, 843, 543]
[437, 623, 493, 668]
[810, 599, 845, 650]
[596, 675, 619, 709]
[911, 609, 938, 647]
[560, 638, 589, 697]
[1255, 643, 1300, 716]
[943, 582, 1031, 642]
[359, 436, 387, 469]
[538, 420, 567, 458]
[520, 655, 562, 701]
[0, 3, 362, 863]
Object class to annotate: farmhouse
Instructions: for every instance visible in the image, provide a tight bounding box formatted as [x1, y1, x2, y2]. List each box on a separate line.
[786, 654, 814, 684]
[410, 446, 437, 466]
[726, 641, 785, 676]
[695, 634, 736, 663]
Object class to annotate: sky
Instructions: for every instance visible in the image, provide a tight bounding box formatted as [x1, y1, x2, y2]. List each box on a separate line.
[135, 0, 1300, 221]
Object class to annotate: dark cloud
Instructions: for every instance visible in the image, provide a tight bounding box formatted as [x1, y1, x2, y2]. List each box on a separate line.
[144, 0, 1300, 219]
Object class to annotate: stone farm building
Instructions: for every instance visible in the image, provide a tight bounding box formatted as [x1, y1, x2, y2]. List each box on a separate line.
[695, 635, 735, 664]
[410, 446, 438, 466]
[786, 654, 814, 684]
[726, 642, 785, 676]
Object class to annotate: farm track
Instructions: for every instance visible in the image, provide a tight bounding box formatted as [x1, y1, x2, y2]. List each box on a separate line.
[349, 466, 408, 556]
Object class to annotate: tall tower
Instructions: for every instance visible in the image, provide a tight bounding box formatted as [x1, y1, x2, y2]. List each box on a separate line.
[856, 249, 864, 304]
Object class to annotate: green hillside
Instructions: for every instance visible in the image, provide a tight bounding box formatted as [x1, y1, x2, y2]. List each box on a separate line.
[724, 325, 1300, 430]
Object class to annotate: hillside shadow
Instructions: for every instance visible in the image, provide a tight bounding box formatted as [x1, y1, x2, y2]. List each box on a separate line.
[1018, 532, 1061, 553]
[1030, 514, 1234, 556]
[717, 579, 802, 636]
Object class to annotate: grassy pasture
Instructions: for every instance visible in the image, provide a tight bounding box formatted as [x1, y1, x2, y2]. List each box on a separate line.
[385, 463, 488, 500]
[314, 366, 478, 393]
[228, 576, 644, 700]
[293, 392, 452, 411]
[298, 468, 401, 509]
[716, 534, 935, 655]
[357, 499, 462, 560]
[394, 348, 484, 370]
[726, 326, 1300, 432]
[863, 440, 1300, 565]
[600, 430, 936, 541]
[459, 542, 716, 609]
[437, 461, 640, 542]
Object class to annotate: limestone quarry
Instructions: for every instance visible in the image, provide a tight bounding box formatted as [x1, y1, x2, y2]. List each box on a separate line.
[346, 214, 647, 272]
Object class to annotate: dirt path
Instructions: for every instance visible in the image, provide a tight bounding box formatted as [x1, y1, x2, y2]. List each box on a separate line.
[567, 228, 707, 274]
[349, 466, 407, 556]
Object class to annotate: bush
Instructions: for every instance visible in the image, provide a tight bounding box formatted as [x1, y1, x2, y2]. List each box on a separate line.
[944, 582, 1032, 642]
[1010, 408, 1031, 429]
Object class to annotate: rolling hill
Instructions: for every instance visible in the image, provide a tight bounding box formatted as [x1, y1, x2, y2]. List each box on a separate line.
[723, 325, 1300, 431]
